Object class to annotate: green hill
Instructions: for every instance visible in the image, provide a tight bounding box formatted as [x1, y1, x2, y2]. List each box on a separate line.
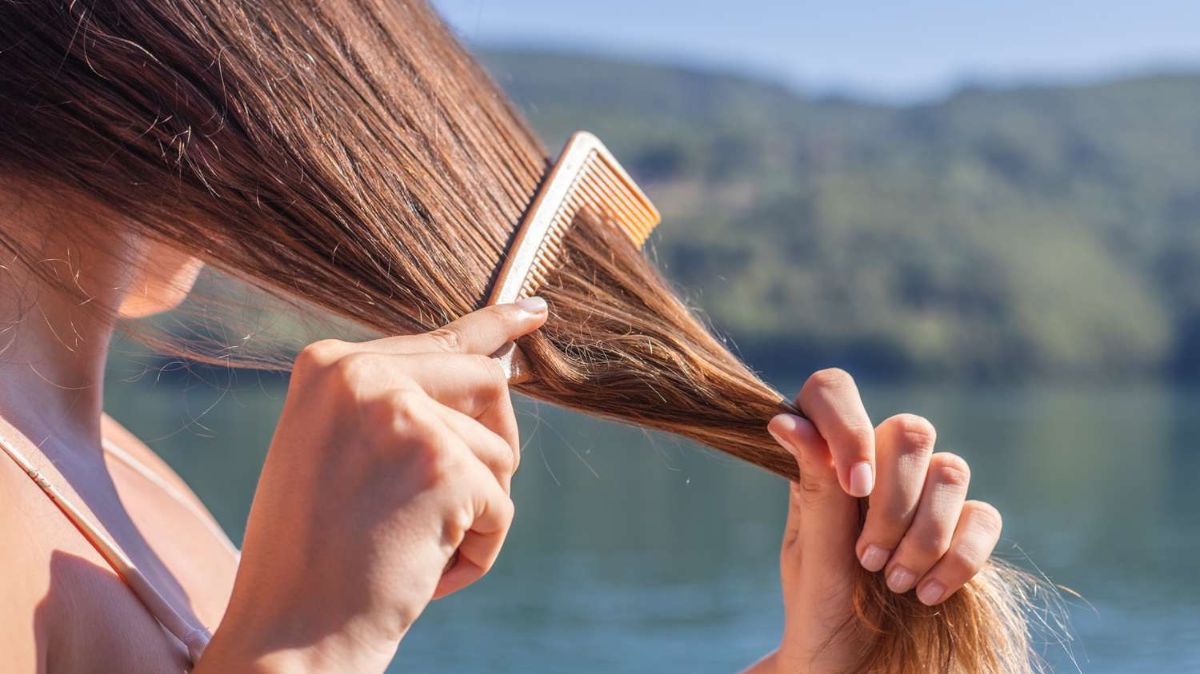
[481, 49, 1200, 381]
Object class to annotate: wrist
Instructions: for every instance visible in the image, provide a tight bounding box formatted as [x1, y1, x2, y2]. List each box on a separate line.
[196, 613, 398, 674]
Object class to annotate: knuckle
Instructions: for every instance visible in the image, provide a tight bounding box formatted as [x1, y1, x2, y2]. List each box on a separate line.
[330, 352, 373, 388]
[967, 500, 1004, 538]
[873, 500, 918, 531]
[795, 476, 838, 510]
[489, 303, 520, 321]
[497, 496, 516, 527]
[497, 441, 518, 475]
[412, 440, 456, 491]
[427, 326, 464, 352]
[360, 393, 398, 433]
[294, 339, 346, 375]
[840, 422, 875, 449]
[944, 540, 989, 572]
[930, 453, 971, 488]
[781, 526, 800, 556]
[372, 389, 434, 437]
[914, 527, 954, 556]
[886, 413, 937, 453]
[805, 367, 854, 393]
[443, 503, 474, 544]
[510, 441, 522, 473]
[362, 389, 421, 439]
[470, 354, 509, 390]
[456, 354, 511, 418]
[479, 432, 517, 477]
[293, 351, 374, 408]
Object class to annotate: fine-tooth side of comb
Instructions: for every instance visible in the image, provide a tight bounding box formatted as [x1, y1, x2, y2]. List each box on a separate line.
[488, 131, 661, 382]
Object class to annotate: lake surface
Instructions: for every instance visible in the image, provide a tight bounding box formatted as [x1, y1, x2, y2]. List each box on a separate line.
[105, 375, 1200, 673]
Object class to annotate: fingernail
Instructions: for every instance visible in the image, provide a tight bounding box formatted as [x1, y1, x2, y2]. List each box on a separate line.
[887, 566, 916, 593]
[767, 414, 802, 455]
[848, 461, 874, 497]
[859, 544, 890, 572]
[515, 296, 547, 315]
[917, 580, 946, 606]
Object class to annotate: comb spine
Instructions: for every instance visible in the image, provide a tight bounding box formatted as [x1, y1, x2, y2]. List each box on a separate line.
[487, 136, 597, 306]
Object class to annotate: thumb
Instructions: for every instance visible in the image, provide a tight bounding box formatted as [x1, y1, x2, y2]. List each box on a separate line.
[768, 413, 860, 567]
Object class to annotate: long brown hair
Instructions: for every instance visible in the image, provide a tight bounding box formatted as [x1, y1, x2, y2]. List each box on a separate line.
[0, 1, 1046, 671]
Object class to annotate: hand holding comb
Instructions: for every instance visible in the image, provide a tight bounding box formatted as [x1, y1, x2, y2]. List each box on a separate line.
[487, 131, 660, 383]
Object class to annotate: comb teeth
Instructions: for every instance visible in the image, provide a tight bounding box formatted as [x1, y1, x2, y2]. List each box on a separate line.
[487, 131, 661, 306]
[577, 151, 659, 248]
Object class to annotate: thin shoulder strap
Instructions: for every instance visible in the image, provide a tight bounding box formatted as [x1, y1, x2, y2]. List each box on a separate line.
[101, 438, 239, 558]
[0, 432, 211, 665]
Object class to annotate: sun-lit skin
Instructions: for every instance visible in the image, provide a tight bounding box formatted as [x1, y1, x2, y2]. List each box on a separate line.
[118, 243, 205, 319]
[0, 211, 1000, 673]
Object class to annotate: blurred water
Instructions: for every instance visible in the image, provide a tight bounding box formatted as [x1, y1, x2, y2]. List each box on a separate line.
[105, 376, 1200, 673]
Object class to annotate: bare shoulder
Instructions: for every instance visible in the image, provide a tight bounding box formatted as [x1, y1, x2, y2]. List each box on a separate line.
[0, 452, 191, 674]
[99, 414, 237, 559]
[100, 415, 205, 509]
[0, 457, 52, 672]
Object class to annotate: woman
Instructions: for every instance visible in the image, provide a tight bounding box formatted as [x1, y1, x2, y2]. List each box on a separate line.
[0, 1, 1032, 672]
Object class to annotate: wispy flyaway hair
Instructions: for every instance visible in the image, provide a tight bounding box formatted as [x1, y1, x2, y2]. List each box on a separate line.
[0, 1, 1045, 671]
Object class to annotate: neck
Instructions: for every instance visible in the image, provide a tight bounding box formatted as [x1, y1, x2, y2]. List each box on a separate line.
[0, 297, 113, 448]
[0, 236, 129, 454]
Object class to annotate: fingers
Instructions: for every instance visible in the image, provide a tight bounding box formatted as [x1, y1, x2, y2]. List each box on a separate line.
[768, 414, 858, 569]
[318, 350, 519, 457]
[774, 393, 1000, 604]
[797, 368, 875, 497]
[432, 403, 520, 492]
[856, 414, 936, 572]
[883, 452, 970, 595]
[296, 302, 543, 449]
[432, 461, 516, 599]
[390, 393, 516, 601]
[914, 501, 1003, 605]
[373, 298, 548, 356]
[392, 353, 520, 456]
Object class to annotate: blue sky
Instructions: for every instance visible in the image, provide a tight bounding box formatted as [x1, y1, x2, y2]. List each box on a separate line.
[433, 0, 1200, 100]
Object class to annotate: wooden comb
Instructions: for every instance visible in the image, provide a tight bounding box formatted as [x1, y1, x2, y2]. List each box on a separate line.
[488, 131, 661, 382]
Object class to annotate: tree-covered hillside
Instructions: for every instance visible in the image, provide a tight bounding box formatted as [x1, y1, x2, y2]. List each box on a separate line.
[481, 49, 1200, 381]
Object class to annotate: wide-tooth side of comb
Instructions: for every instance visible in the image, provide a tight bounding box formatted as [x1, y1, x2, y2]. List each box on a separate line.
[488, 131, 661, 381]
